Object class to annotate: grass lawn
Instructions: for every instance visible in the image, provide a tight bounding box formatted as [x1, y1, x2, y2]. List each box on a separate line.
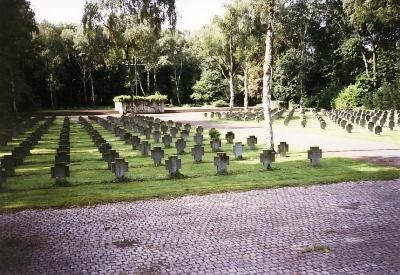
[0, 117, 399, 212]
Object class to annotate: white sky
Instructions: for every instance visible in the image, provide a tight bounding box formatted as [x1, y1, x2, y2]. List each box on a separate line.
[29, 0, 231, 33]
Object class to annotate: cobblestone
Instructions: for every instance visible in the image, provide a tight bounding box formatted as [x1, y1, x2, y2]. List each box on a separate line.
[1, 180, 400, 274]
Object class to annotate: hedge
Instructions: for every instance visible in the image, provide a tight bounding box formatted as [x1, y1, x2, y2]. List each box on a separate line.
[113, 94, 168, 103]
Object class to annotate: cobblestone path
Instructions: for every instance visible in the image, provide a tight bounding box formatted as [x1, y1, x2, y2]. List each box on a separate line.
[1, 180, 400, 274]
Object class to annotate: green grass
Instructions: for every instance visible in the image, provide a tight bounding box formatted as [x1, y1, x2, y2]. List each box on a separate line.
[0, 117, 399, 212]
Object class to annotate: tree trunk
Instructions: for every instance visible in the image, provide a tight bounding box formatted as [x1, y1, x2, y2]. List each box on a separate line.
[147, 69, 150, 94]
[229, 72, 235, 109]
[243, 66, 249, 112]
[83, 69, 88, 106]
[262, 1, 275, 150]
[361, 51, 370, 77]
[90, 71, 95, 105]
[153, 68, 157, 92]
[49, 72, 55, 109]
[174, 69, 181, 106]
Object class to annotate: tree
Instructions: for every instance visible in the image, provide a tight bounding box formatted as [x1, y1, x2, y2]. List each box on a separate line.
[251, 0, 276, 150]
[0, 0, 37, 113]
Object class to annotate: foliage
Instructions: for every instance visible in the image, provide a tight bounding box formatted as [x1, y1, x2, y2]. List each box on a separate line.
[191, 69, 229, 104]
[113, 94, 168, 103]
[208, 128, 221, 139]
[213, 100, 229, 107]
[372, 80, 400, 110]
[333, 83, 367, 109]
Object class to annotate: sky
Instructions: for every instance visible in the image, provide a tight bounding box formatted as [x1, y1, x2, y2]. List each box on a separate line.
[29, 0, 231, 33]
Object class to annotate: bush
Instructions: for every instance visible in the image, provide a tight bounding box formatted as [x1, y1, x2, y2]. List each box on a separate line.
[333, 83, 367, 109]
[372, 80, 400, 110]
[209, 128, 221, 139]
[113, 93, 168, 103]
[213, 100, 229, 107]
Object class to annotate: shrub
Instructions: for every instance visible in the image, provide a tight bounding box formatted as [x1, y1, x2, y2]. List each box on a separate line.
[333, 83, 367, 109]
[213, 100, 229, 107]
[113, 94, 168, 103]
[209, 128, 221, 139]
[372, 80, 400, 110]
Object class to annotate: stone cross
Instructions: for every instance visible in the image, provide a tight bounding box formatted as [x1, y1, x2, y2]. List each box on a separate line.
[389, 121, 395, 131]
[144, 128, 151, 139]
[175, 138, 186, 155]
[191, 145, 204, 163]
[59, 139, 70, 148]
[1, 155, 16, 176]
[103, 150, 119, 169]
[165, 155, 182, 176]
[55, 151, 70, 164]
[180, 130, 189, 141]
[139, 141, 151, 156]
[175, 122, 183, 129]
[162, 134, 172, 148]
[307, 146, 322, 166]
[260, 150, 276, 169]
[210, 138, 222, 152]
[196, 126, 204, 134]
[374, 125, 382, 135]
[152, 131, 161, 143]
[193, 133, 203, 145]
[123, 133, 132, 144]
[214, 152, 230, 173]
[12, 147, 27, 165]
[111, 158, 129, 178]
[247, 136, 258, 150]
[225, 132, 235, 144]
[167, 120, 174, 127]
[184, 123, 191, 132]
[277, 142, 289, 157]
[345, 123, 353, 133]
[130, 136, 141, 150]
[51, 162, 70, 184]
[151, 147, 165, 166]
[232, 142, 244, 160]
[368, 121, 374, 132]
[161, 125, 169, 135]
[170, 127, 178, 138]
[320, 121, 327, 130]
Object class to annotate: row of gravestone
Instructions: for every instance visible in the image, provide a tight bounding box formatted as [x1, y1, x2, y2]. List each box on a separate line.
[311, 109, 327, 130]
[79, 117, 129, 179]
[0, 117, 55, 188]
[325, 111, 354, 133]
[333, 109, 399, 133]
[0, 117, 42, 147]
[207, 108, 283, 122]
[283, 108, 295, 126]
[51, 117, 71, 184]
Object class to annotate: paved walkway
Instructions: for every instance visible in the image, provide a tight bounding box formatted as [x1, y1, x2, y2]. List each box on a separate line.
[1, 180, 400, 274]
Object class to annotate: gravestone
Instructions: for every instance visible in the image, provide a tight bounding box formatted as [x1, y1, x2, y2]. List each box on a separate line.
[151, 147, 165, 166]
[389, 121, 395, 131]
[196, 126, 204, 134]
[191, 145, 204, 163]
[130, 136, 141, 150]
[210, 138, 222, 152]
[180, 130, 189, 142]
[170, 127, 178, 138]
[232, 142, 244, 160]
[124, 133, 132, 144]
[225, 132, 235, 144]
[1, 155, 16, 176]
[360, 118, 366, 128]
[162, 134, 172, 148]
[152, 131, 161, 143]
[55, 151, 70, 164]
[184, 123, 191, 132]
[320, 121, 327, 130]
[214, 152, 230, 173]
[368, 122, 374, 132]
[277, 142, 289, 157]
[175, 122, 183, 129]
[260, 150, 276, 169]
[247, 136, 258, 150]
[167, 120, 174, 127]
[345, 123, 353, 133]
[111, 158, 129, 178]
[12, 147, 26, 165]
[175, 138, 186, 154]
[307, 147, 322, 166]
[139, 141, 151, 156]
[301, 119, 307, 128]
[204, 113, 208, 118]
[374, 125, 382, 135]
[161, 125, 169, 135]
[59, 139, 70, 147]
[144, 128, 151, 139]
[103, 150, 119, 169]
[193, 133, 203, 145]
[51, 162, 70, 183]
[165, 156, 182, 176]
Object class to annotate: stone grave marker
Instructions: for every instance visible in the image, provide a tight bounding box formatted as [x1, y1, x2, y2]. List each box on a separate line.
[152, 131, 161, 143]
[193, 133, 203, 145]
[278, 142, 289, 157]
[247, 136, 258, 150]
[51, 162, 70, 184]
[162, 134, 173, 148]
[389, 121, 395, 131]
[161, 125, 169, 135]
[55, 151, 70, 164]
[151, 147, 165, 166]
[170, 127, 178, 138]
[165, 156, 182, 176]
[180, 130, 189, 142]
[111, 158, 129, 178]
[139, 141, 151, 156]
[232, 142, 244, 160]
[210, 138, 222, 152]
[307, 147, 322, 166]
[260, 150, 276, 169]
[1, 155, 16, 176]
[374, 125, 382, 135]
[346, 123, 353, 133]
[225, 132, 235, 144]
[214, 152, 229, 173]
[130, 136, 141, 150]
[175, 138, 186, 155]
[196, 126, 204, 134]
[0, 169, 6, 187]
[191, 145, 204, 163]
[368, 121, 374, 132]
